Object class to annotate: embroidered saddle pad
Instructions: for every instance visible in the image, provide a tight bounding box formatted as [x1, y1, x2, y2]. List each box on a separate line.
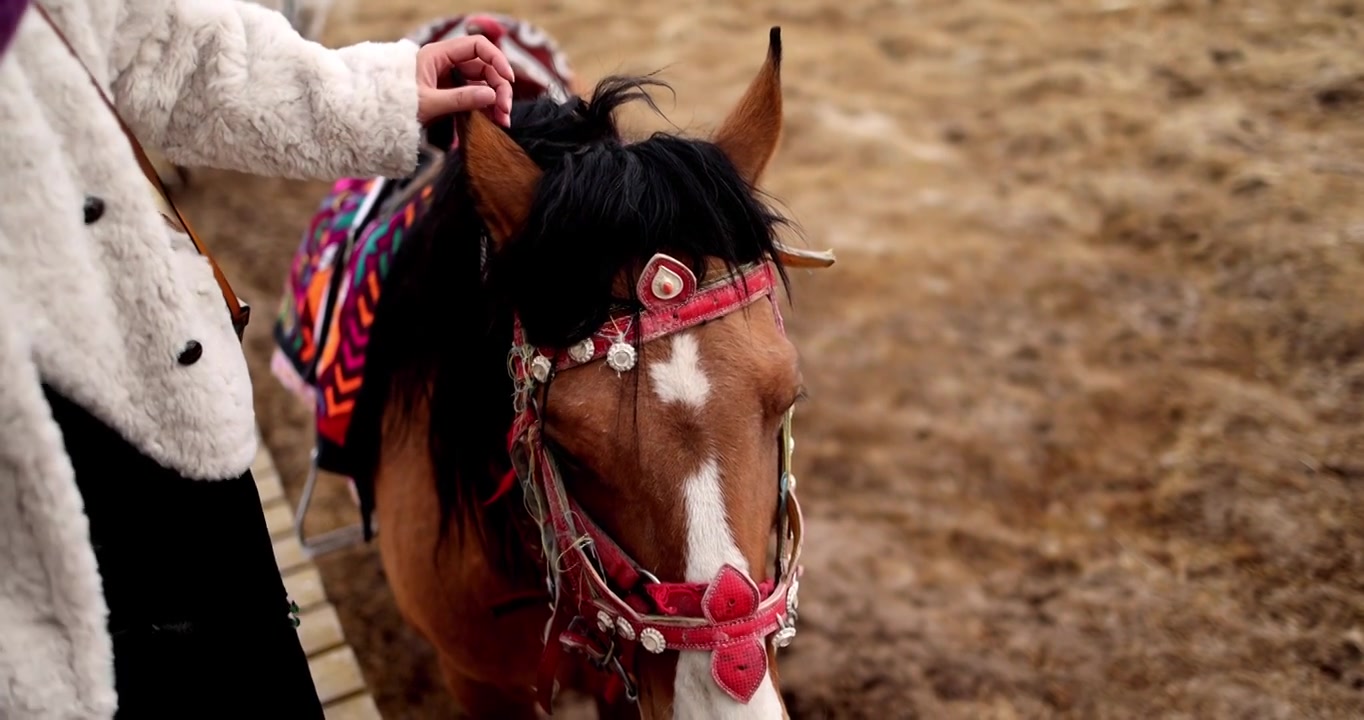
[271, 13, 576, 476]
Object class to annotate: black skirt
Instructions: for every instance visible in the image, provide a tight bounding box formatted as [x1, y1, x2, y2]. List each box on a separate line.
[45, 387, 324, 719]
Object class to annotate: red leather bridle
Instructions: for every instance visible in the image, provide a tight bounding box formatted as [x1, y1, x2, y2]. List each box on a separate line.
[504, 253, 805, 711]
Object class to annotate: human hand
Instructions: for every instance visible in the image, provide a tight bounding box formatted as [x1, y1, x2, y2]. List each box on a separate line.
[416, 36, 516, 127]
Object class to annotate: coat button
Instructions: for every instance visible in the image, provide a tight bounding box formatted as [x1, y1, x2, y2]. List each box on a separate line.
[83, 196, 105, 224]
[177, 340, 203, 366]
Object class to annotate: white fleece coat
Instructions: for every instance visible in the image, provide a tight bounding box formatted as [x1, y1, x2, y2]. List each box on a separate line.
[0, 1, 421, 716]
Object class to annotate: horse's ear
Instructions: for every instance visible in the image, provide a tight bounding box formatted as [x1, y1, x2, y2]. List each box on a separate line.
[461, 111, 542, 245]
[713, 27, 784, 185]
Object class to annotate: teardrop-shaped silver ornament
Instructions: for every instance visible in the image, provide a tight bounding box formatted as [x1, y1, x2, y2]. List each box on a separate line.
[651, 266, 684, 300]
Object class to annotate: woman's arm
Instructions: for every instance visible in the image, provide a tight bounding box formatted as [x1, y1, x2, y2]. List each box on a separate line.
[109, 0, 424, 180]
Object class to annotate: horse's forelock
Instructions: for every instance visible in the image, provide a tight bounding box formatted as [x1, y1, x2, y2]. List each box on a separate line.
[492, 78, 792, 350]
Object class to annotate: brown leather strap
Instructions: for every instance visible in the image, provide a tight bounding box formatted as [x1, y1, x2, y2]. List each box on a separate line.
[34, 3, 250, 339]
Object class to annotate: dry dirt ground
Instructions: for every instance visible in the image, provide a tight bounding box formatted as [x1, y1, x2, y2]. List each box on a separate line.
[176, 0, 1364, 717]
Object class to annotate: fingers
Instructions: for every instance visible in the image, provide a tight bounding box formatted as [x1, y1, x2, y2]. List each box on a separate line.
[430, 36, 515, 86]
[416, 37, 516, 126]
[419, 85, 497, 124]
[455, 59, 486, 78]
[458, 59, 514, 127]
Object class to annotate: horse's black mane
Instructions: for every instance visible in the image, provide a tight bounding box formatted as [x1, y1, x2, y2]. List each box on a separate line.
[346, 76, 790, 572]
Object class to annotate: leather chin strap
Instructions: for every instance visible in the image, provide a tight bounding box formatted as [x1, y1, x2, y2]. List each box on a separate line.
[504, 257, 804, 711]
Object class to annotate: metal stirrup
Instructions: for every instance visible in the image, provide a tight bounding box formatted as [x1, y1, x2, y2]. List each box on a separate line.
[293, 443, 369, 558]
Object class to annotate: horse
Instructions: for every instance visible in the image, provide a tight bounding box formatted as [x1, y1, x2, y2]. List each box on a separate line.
[271, 17, 834, 718]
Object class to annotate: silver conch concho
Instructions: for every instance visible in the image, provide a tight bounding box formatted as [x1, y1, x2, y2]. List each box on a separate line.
[639, 627, 666, 653]
[569, 338, 596, 364]
[606, 342, 637, 372]
[530, 355, 552, 383]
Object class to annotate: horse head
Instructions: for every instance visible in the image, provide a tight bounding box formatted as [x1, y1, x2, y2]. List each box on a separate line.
[354, 27, 833, 718]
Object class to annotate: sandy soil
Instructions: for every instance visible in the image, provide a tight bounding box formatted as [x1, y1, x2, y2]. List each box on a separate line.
[176, 0, 1364, 716]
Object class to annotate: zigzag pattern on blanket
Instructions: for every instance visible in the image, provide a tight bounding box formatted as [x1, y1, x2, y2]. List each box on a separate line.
[270, 178, 433, 468]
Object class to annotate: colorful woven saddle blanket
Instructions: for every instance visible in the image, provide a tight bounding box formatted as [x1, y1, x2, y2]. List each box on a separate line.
[270, 13, 576, 476]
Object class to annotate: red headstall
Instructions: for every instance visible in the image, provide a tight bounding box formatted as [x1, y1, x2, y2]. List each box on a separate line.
[504, 255, 804, 711]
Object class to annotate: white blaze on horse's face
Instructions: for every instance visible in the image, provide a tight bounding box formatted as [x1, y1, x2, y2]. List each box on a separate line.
[649, 334, 786, 718]
[649, 334, 712, 410]
[675, 456, 785, 719]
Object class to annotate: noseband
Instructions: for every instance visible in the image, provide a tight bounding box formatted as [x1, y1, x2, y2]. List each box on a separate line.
[505, 253, 805, 710]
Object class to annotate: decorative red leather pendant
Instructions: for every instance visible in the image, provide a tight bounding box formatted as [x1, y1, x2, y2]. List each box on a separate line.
[711, 639, 769, 703]
[637, 253, 698, 311]
[702, 564, 761, 623]
[703, 564, 767, 702]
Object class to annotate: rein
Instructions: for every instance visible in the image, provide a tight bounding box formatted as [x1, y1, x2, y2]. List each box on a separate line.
[504, 253, 804, 709]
